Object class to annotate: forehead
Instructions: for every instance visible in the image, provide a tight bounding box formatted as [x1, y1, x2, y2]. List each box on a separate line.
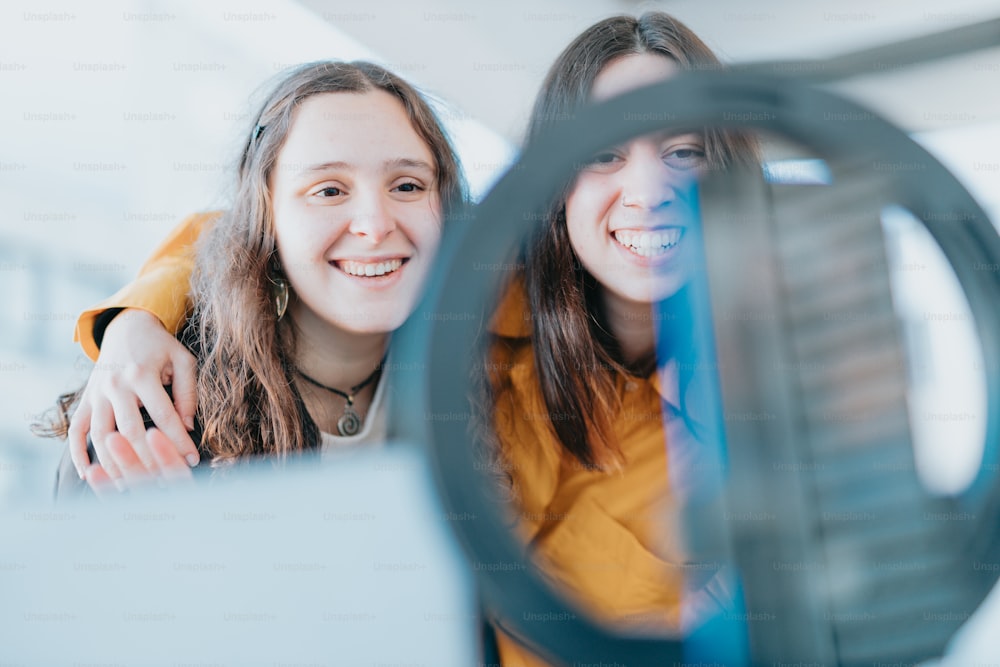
[277, 89, 435, 168]
[590, 53, 678, 103]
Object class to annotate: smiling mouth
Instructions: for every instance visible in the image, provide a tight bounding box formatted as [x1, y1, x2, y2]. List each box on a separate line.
[612, 228, 683, 257]
[332, 258, 408, 277]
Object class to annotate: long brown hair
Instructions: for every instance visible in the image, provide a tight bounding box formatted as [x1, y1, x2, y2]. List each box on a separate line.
[37, 61, 466, 464]
[192, 60, 464, 463]
[519, 13, 760, 470]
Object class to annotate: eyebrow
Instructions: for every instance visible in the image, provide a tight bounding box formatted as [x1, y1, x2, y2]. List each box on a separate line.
[655, 130, 704, 143]
[299, 158, 435, 175]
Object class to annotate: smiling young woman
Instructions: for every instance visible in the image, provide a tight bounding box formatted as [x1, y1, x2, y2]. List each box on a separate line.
[261, 89, 443, 441]
[479, 12, 760, 666]
[38, 60, 465, 484]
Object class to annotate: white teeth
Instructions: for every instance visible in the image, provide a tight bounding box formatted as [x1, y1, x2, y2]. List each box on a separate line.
[338, 259, 404, 277]
[612, 229, 683, 256]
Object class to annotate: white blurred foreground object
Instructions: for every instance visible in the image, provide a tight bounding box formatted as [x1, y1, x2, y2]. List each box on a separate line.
[0, 444, 475, 665]
[925, 580, 1000, 666]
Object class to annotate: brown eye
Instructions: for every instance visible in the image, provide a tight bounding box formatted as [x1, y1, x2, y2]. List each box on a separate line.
[590, 152, 619, 165]
[664, 147, 707, 170]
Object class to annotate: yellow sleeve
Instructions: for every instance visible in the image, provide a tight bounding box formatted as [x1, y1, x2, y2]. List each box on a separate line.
[73, 211, 222, 361]
[489, 338, 562, 543]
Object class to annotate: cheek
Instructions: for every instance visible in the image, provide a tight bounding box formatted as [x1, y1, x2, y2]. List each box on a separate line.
[270, 194, 300, 258]
[404, 199, 444, 252]
[414, 226, 442, 262]
[565, 175, 614, 252]
[426, 225, 443, 254]
[273, 239, 300, 282]
[425, 200, 444, 247]
[564, 211, 587, 259]
[271, 221, 300, 265]
[271, 217, 321, 279]
[565, 172, 618, 221]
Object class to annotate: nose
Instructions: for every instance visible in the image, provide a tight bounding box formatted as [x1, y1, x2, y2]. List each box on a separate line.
[620, 151, 683, 211]
[348, 188, 396, 244]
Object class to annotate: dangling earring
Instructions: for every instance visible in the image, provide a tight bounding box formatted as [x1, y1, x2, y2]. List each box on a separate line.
[272, 277, 289, 321]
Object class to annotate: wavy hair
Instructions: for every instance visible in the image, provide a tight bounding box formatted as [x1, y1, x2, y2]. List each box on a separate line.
[37, 61, 465, 464]
[192, 60, 464, 463]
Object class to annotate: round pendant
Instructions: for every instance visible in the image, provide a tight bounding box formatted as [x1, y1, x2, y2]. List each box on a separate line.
[337, 408, 362, 437]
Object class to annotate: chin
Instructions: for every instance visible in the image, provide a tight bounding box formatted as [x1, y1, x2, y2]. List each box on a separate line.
[650, 271, 691, 302]
[338, 313, 408, 335]
[612, 278, 688, 307]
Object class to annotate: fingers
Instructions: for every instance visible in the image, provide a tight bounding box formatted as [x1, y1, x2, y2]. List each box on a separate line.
[138, 374, 199, 468]
[106, 431, 148, 475]
[68, 308, 202, 480]
[82, 430, 195, 500]
[106, 432, 155, 489]
[83, 464, 119, 500]
[89, 399, 121, 479]
[679, 567, 738, 635]
[68, 400, 93, 479]
[147, 429, 194, 484]
[169, 350, 198, 434]
[105, 387, 156, 474]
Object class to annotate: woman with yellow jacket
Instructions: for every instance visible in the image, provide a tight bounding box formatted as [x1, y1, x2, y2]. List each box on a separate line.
[60, 12, 758, 666]
[481, 14, 758, 664]
[45, 59, 466, 488]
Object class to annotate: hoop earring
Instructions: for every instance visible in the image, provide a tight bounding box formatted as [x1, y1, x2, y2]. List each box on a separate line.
[272, 278, 289, 321]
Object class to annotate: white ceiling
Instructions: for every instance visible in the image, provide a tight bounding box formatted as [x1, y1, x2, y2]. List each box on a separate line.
[299, 0, 1000, 139]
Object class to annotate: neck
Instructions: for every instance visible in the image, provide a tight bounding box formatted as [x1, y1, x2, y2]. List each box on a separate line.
[600, 289, 656, 366]
[288, 303, 388, 390]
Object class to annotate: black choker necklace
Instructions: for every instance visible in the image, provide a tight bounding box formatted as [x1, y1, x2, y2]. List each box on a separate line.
[295, 358, 385, 436]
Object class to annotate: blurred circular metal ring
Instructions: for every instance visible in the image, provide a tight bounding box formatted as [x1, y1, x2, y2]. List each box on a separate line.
[403, 69, 1000, 665]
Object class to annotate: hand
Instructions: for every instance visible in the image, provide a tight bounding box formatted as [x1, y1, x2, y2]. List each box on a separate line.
[68, 309, 199, 480]
[85, 429, 195, 497]
[650, 412, 726, 564]
[679, 565, 738, 634]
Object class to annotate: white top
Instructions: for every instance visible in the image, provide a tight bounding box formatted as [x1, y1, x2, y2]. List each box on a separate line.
[318, 363, 389, 458]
